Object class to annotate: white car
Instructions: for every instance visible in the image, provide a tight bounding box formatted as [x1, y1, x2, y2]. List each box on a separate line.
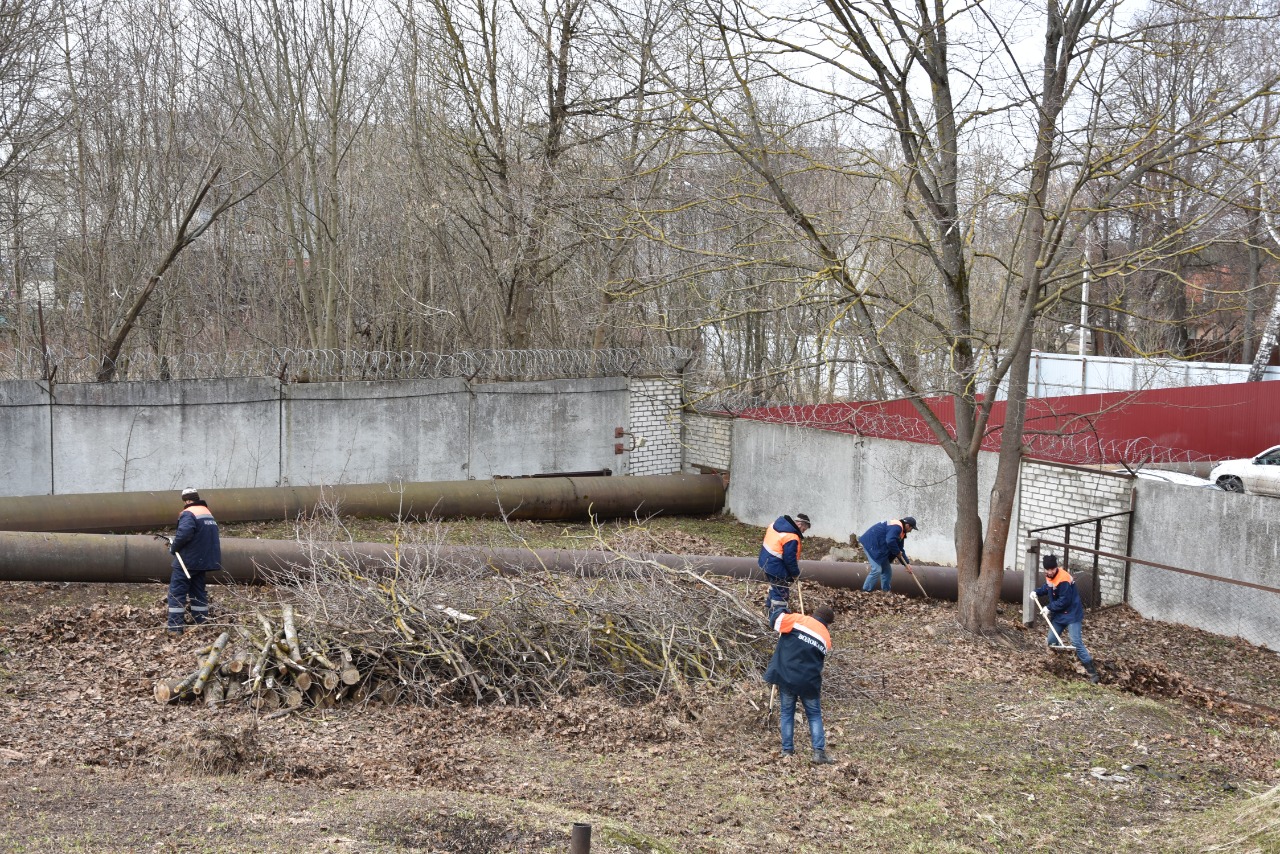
[1208, 445, 1280, 495]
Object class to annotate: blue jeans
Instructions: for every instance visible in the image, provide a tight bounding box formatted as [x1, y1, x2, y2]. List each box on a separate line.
[862, 555, 892, 592]
[779, 691, 825, 752]
[1048, 619, 1093, 666]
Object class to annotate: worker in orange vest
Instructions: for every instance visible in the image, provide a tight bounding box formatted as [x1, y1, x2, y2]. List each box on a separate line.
[759, 513, 810, 615]
[765, 601, 836, 764]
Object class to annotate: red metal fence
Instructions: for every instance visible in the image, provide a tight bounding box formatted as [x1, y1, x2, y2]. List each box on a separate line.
[738, 381, 1280, 465]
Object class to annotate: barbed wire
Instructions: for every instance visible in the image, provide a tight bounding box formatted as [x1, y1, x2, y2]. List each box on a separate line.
[0, 346, 696, 383]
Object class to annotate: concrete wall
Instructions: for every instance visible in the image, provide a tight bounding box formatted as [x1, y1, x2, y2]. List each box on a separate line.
[0, 376, 656, 496]
[0, 381, 53, 496]
[51, 379, 281, 493]
[1129, 480, 1280, 650]
[726, 421, 1009, 566]
[1017, 461, 1133, 605]
[282, 379, 469, 484]
[470, 377, 631, 477]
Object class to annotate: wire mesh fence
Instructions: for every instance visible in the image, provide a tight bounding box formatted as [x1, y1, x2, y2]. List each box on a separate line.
[0, 346, 696, 384]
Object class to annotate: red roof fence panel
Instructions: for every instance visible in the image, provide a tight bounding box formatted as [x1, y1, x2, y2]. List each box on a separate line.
[738, 381, 1280, 465]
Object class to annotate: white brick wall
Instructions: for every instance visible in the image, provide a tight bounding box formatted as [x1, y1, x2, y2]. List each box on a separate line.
[1018, 460, 1134, 606]
[625, 378, 684, 475]
[682, 413, 733, 473]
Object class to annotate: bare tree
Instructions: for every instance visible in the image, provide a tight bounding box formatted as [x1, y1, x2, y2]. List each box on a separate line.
[94, 164, 268, 381]
[398, 0, 645, 349]
[0, 0, 74, 352]
[642, 0, 1280, 630]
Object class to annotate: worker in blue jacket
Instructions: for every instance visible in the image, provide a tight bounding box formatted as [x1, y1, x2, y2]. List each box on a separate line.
[1035, 554, 1099, 683]
[859, 516, 916, 592]
[764, 602, 836, 764]
[166, 487, 221, 633]
[758, 513, 810, 615]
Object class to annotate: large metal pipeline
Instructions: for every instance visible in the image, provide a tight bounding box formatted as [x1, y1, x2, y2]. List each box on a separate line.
[0, 474, 726, 534]
[0, 530, 1054, 603]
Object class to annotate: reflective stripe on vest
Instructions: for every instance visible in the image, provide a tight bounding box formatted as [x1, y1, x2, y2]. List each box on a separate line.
[773, 612, 831, 652]
[762, 524, 802, 560]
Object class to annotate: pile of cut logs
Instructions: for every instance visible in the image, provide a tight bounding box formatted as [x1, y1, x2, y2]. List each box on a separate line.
[154, 605, 365, 713]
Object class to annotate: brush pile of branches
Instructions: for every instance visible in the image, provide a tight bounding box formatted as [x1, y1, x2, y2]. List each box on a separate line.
[156, 537, 773, 712]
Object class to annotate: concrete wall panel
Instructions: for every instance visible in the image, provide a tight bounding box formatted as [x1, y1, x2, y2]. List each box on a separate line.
[1129, 480, 1279, 650]
[469, 377, 628, 478]
[727, 421, 1008, 567]
[0, 381, 53, 496]
[50, 379, 281, 493]
[282, 379, 469, 484]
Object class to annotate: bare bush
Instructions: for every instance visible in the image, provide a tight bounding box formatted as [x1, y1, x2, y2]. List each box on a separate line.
[208, 518, 771, 710]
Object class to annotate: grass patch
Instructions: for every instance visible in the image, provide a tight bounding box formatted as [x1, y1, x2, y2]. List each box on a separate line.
[222, 513, 772, 554]
[1161, 785, 1280, 852]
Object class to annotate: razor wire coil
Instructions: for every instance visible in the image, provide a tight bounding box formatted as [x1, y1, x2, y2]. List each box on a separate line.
[0, 346, 696, 384]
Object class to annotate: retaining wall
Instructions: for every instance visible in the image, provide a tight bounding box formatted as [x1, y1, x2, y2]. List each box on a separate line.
[724, 416, 1277, 649]
[725, 419, 1013, 567]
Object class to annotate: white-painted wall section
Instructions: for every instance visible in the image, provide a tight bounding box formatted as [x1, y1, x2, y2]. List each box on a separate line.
[1017, 461, 1133, 606]
[725, 419, 1015, 568]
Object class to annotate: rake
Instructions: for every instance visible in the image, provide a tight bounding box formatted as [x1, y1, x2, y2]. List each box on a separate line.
[1029, 592, 1076, 651]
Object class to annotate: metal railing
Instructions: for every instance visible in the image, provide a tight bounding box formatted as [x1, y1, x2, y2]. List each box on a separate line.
[1024, 535, 1280, 638]
[1028, 511, 1135, 609]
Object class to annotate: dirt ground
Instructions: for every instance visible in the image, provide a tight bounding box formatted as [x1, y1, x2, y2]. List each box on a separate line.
[0, 516, 1277, 853]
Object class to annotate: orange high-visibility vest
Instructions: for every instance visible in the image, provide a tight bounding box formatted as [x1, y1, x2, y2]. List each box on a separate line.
[762, 524, 802, 560]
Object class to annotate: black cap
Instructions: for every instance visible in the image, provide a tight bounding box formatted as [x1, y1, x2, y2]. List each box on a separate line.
[1043, 554, 1059, 570]
[796, 513, 811, 526]
[901, 516, 917, 531]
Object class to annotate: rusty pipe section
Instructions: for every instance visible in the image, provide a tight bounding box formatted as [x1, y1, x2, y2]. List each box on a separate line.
[0, 530, 1056, 603]
[0, 474, 725, 534]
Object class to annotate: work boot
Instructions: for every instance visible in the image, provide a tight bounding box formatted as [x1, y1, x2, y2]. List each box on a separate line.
[812, 749, 834, 765]
[1084, 662, 1100, 684]
[781, 748, 795, 759]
